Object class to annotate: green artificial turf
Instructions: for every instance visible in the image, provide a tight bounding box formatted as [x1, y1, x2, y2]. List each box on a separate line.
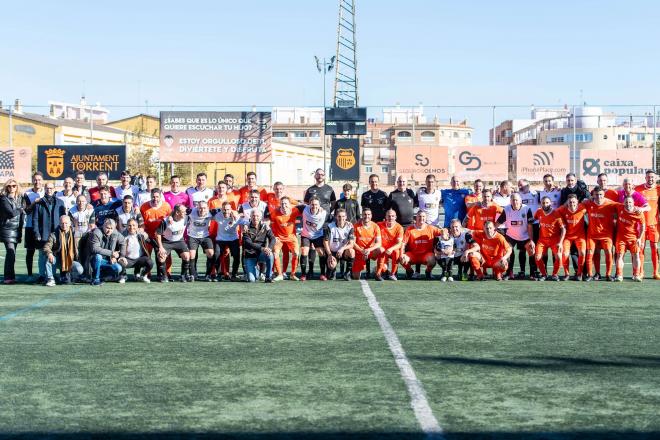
[0, 248, 659, 439]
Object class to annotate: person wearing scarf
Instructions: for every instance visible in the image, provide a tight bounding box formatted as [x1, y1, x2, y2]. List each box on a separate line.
[43, 215, 84, 286]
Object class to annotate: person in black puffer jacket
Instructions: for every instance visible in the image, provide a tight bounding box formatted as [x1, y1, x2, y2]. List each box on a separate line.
[242, 209, 276, 283]
[0, 179, 25, 284]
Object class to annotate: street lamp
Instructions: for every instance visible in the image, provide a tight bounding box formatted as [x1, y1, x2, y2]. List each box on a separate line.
[315, 55, 335, 175]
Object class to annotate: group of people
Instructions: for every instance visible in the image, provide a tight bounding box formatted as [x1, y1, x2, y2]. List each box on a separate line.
[0, 166, 658, 286]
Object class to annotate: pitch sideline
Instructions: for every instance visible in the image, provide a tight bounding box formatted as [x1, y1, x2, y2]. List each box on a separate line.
[359, 279, 445, 440]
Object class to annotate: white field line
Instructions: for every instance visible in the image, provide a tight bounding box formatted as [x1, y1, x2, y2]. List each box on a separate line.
[359, 280, 444, 440]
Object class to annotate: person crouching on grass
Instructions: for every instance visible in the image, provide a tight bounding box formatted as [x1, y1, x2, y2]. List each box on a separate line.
[42, 215, 84, 286]
[242, 209, 276, 283]
[119, 218, 154, 283]
[465, 221, 512, 281]
[155, 203, 191, 283]
[322, 208, 355, 281]
[89, 218, 125, 286]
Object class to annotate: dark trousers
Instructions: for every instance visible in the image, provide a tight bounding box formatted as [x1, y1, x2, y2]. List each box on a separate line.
[2, 241, 16, 281]
[122, 256, 154, 276]
[215, 240, 240, 276]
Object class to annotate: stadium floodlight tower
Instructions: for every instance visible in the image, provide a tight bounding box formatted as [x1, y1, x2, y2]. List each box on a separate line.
[333, 0, 359, 108]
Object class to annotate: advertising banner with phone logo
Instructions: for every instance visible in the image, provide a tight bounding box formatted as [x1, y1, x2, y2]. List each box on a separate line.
[454, 146, 508, 182]
[580, 148, 653, 185]
[516, 145, 570, 181]
[395, 146, 449, 182]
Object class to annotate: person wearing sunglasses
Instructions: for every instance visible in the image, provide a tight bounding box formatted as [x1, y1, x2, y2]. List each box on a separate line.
[0, 180, 25, 284]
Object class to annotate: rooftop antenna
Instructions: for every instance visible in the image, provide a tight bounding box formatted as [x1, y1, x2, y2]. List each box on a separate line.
[332, 0, 359, 108]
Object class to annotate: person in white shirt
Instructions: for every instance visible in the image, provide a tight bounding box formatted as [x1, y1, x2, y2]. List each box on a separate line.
[115, 170, 139, 202]
[186, 172, 214, 208]
[496, 193, 535, 279]
[56, 177, 77, 213]
[322, 209, 355, 281]
[239, 190, 268, 222]
[298, 197, 328, 281]
[416, 174, 442, 226]
[435, 227, 455, 282]
[136, 175, 158, 208]
[154, 204, 191, 283]
[186, 200, 215, 281]
[212, 201, 243, 281]
[493, 180, 513, 208]
[119, 218, 153, 283]
[115, 195, 144, 233]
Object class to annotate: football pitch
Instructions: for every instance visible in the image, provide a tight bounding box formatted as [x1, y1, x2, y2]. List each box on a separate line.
[1, 250, 659, 439]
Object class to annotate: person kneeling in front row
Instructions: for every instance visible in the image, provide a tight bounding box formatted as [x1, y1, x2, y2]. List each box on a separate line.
[243, 210, 276, 283]
[43, 215, 84, 286]
[119, 218, 154, 283]
[89, 218, 125, 286]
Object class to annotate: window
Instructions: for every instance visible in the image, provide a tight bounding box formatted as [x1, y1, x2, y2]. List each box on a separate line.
[365, 166, 373, 173]
[397, 131, 412, 139]
[273, 131, 288, 138]
[421, 131, 435, 142]
[363, 149, 374, 163]
[574, 133, 593, 142]
[466, 132, 472, 138]
[292, 131, 306, 138]
[381, 166, 389, 173]
[379, 148, 390, 160]
[309, 131, 320, 138]
[548, 135, 565, 143]
[637, 133, 646, 141]
[603, 134, 608, 140]
[440, 130, 446, 137]
[453, 131, 459, 138]
[617, 134, 629, 141]
[504, 130, 512, 137]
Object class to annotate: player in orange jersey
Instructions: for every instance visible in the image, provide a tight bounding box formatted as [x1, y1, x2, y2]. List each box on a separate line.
[238, 171, 268, 205]
[400, 211, 442, 279]
[270, 196, 302, 281]
[463, 189, 503, 232]
[583, 187, 619, 281]
[464, 179, 484, 210]
[464, 221, 512, 281]
[533, 196, 566, 281]
[635, 170, 660, 279]
[596, 173, 620, 202]
[555, 194, 588, 280]
[266, 181, 298, 216]
[352, 208, 384, 280]
[376, 209, 404, 281]
[209, 181, 239, 211]
[614, 196, 646, 282]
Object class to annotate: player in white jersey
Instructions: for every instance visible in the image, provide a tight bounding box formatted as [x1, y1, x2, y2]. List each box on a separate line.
[496, 193, 535, 279]
[239, 190, 269, 222]
[186, 200, 215, 281]
[492, 180, 513, 208]
[56, 177, 77, 213]
[416, 174, 442, 226]
[115, 170, 139, 202]
[69, 194, 95, 250]
[115, 195, 144, 233]
[539, 174, 562, 210]
[154, 203, 191, 283]
[517, 179, 539, 214]
[448, 219, 472, 280]
[213, 201, 243, 281]
[298, 197, 328, 280]
[186, 172, 214, 208]
[322, 209, 356, 281]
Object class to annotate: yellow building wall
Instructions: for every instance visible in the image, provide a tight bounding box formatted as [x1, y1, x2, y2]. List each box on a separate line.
[0, 113, 56, 151]
[105, 115, 160, 138]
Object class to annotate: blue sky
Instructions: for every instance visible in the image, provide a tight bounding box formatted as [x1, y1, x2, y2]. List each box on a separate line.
[2, 0, 659, 143]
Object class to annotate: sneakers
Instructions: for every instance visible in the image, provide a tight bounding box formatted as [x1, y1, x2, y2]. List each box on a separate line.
[299, 275, 307, 282]
[447, 276, 454, 282]
[265, 277, 273, 283]
[549, 275, 559, 281]
[374, 274, 384, 281]
[142, 276, 151, 283]
[440, 276, 447, 282]
[593, 274, 601, 281]
[654, 273, 660, 280]
[615, 275, 624, 282]
[3, 279, 16, 285]
[319, 275, 328, 281]
[91, 279, 103, 286]
[273, 274, 284, 281]
[537, 276, 546, 281]
[388, 274, 398, 281]
[632, 275, 643, 282]
[343, 272, 352, 281]
[584, 276, 593, 282]
[290, 274, 300, 281]
[607, 275, 615, 282]
[411, 272, 421, 279]
[45, 278, 56, 287]
[118, 276, 126, 284]
[160, 276, 169, 283]
[561, 275, 570, 282]
[259, 273, 266, 281]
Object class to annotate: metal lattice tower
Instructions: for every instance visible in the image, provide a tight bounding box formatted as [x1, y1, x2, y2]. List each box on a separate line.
[333, 0, 359, 107]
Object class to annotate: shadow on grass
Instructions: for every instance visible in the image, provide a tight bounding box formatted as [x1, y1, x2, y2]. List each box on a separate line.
[1, 433, 659, 440]
[410, 355, 660, 370]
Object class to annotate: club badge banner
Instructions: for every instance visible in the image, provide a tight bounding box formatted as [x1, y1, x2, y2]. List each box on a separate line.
[330, 138, 359, 181]
[37, 145, 126, 180]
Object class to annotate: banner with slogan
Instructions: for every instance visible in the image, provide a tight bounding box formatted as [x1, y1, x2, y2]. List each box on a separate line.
[330, 138, 360, 181]
[454, 145, 509, 182]
[516, 145, 570, 182]
[579, 148, 653, 186]
[160, 111, 272, 163]
[0, 147, 32, 183]
[396, 146, 449, 182]
[37, 145, 126, 180]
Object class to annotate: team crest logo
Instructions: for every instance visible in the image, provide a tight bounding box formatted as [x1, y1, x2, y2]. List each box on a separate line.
[45, 148, 66, 178]
[336, 148, 356, 170]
